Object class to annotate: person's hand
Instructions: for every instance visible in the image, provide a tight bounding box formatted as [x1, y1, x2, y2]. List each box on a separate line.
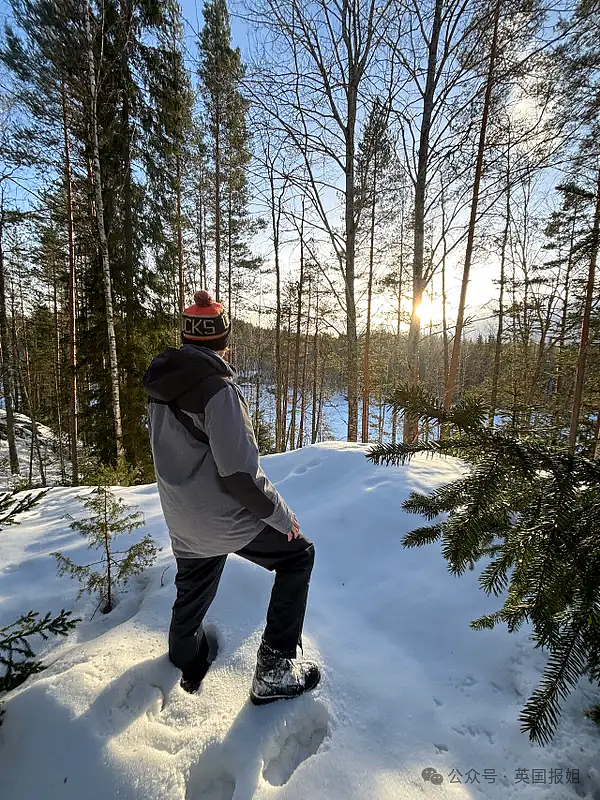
[287, 515, 301, 542]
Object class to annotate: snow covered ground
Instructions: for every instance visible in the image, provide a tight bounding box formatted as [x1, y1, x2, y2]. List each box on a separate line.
[1, 442, 599, 800]
[0, 409, 69, 489]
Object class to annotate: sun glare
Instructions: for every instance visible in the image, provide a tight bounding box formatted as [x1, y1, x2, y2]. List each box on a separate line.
[414, 295, 445, 326]
[415, 296, 432, 322]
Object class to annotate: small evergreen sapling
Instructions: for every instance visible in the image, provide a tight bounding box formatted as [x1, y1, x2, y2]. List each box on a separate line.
[53, 487, 158, 615]
[367, 383, 600, 746]
[0, 610, 78, 725]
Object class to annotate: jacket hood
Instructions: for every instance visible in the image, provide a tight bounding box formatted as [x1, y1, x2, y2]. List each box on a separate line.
[143, 344, 234, 403]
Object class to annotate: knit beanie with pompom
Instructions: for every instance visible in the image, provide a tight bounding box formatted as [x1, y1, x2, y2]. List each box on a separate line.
[181, 291, 231, 351]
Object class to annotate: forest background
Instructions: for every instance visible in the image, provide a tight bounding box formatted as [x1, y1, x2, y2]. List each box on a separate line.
[0, 0, 598, 486]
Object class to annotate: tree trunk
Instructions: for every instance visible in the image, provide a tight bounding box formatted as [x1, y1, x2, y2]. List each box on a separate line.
[489, 149, 511, 427]
[392, 242, 404, 445]
[282, 302, 292, 449]
[0, 203, 19, 474]
[15, 255, 45, 487]
[214, 106, 221, 300]
[85, 0, 125, 464]
[50, 242, 66, 483]
[254, 297, 262, 433]
[404, 0, 444, 444]
[269, 165, 284, 451]
[227, 183, 233, 322]
[444, 0, 501, 413]
[177, 149, 185, 313]
[23, 362, 46, 488]
[593, 405, 600, 460]
[362, 158, 377, 443]
[568, 169, 600, 451]
[289, 205, 305, 450]
[311, 279, 320, 444]
[197, 158, 207, 290]
[345, 82, 359, 443]
[8, 277, 22, 416]
[521, 259, 531, 429]
[553, 214, 575, 434]
[316, 350, 326, 441]
[121, 1, 136, 464]
[378, 384, 385, 443]
[298, 275, 311, 449]
[440, 192, 449, 399]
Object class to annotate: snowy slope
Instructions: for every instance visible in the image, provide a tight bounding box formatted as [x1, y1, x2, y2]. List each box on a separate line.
[0, 409, 70, 489]
[0, 443, 599, 800]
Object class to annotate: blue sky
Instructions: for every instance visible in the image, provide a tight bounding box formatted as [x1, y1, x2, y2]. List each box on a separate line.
[0, 0, 564, 334]
[0, 0, 250, 61]
[179, 0, 252, 72]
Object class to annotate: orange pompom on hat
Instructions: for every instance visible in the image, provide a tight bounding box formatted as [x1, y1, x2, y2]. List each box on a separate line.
[181, 290, 231, 351]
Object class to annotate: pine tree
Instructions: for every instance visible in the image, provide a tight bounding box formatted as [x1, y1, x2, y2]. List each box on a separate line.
[222, 75, 256, 324]
[367, 384, 600, 745]
[355, 97, 392, 443]
[197, 0, 249, 303]
[2, 0, 192, 474]
[542, 189, 590, 439]
[53, 486, 158, 615]
[0, 201, 20, 475]
[2, 0, 88, 480]
[559, 175, 600, 452]
[141, 0, 195, 324]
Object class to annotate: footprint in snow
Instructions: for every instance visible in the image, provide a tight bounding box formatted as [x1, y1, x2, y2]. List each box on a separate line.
[262, 707, 330, 786]
[291, 459, 322, 477]
[85, 653, 177, 736]
[186, 758, 236, 800]
[185, 697, 330, 797]
[452, 724, 494, 745]
[448, 674, 477, 694]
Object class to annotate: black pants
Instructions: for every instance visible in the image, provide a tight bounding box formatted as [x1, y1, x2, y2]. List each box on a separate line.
[168, 524, 315, 671]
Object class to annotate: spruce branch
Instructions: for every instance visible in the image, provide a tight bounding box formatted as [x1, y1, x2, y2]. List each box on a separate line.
[370, 386, 600, 744]
[0, 610, 79, 693]
[0, 490, 49, 530]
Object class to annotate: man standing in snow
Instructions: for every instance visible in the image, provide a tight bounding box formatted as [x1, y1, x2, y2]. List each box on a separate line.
[143, 291, 320, 704]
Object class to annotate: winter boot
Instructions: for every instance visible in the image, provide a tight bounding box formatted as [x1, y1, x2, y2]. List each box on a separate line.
[250, 641, 320, 705]
[180, 628, 218, 694]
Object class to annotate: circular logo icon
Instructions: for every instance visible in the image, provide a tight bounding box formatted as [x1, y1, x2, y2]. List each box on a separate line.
[422, 767, 444, 785]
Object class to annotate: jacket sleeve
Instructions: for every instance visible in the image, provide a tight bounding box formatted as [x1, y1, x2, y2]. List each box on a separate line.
[202, 382, 295, 536]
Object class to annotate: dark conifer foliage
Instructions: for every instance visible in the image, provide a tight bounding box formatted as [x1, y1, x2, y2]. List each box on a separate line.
[197, 0, 254, 313]
[368, 385, 600, 744]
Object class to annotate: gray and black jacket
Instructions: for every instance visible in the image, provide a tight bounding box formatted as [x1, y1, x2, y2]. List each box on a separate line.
[143, 345, 294, 558]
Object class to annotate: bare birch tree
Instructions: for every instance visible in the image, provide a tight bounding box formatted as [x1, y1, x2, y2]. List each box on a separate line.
[245, 0, 396, 441]
[444, 0, 502, 413]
